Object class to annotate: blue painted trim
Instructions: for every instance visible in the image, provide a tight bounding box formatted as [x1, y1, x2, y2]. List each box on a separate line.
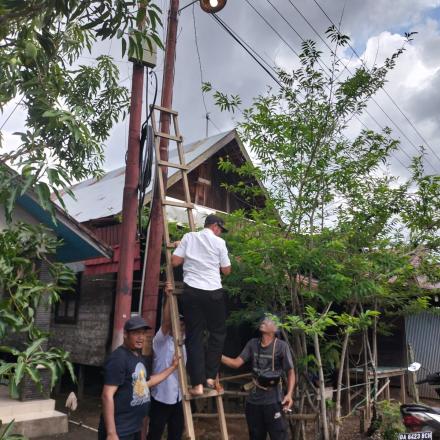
[16, 194, 105, 263]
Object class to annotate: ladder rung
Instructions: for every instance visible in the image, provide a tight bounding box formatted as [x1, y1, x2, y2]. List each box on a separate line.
[152, 104, 179, 115]
[172, 289, 183, 295]
[156, 131, 182, 142]
[162, 200, 194, 209]
[158, 160, 189, 170]
[184, 388, 224, 401]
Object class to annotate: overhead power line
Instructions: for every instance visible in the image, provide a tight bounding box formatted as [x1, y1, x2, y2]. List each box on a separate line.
[0, 97, 24, 131]
[193, 5, 215, 137]
[209, 6, 419, 174]
[311, 0, 440, 167]
[242, 0, 421, 173]
[211, 13, 283, 88]
[244, 0, 300, 59]
[264, 0, 438, 173]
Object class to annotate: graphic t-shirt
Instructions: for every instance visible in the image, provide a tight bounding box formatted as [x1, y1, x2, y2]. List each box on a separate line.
[239, 338, 294, 405]
[101, 345, 151, 436]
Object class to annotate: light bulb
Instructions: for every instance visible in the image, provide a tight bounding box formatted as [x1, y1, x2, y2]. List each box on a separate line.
[200, 0, 226, 13]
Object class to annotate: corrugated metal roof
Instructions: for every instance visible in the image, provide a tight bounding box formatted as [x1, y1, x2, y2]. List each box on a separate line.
[59, 130, 233, 223]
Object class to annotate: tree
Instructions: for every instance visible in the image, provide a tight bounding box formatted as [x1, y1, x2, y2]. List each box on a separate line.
[210, 27, 439, 439]
[0, 0, 162, 214]
[0, 0, 162, 407]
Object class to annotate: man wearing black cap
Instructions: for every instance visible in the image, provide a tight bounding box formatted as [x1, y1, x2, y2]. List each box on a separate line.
[99, 316, 179, 440]
[172, 214, 231, 396]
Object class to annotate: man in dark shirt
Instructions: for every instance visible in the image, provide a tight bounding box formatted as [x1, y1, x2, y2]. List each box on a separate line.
[99, 316, 179, 440]
[221, 316, 295, 440]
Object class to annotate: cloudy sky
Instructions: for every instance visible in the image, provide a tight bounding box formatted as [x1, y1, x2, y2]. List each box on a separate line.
[2, 0, 440, 179]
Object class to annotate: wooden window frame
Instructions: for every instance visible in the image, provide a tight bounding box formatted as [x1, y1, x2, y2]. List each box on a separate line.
[54, 272, 81, 324]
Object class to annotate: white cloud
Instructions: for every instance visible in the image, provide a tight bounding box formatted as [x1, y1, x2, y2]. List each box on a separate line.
[2, 1, 440, 176]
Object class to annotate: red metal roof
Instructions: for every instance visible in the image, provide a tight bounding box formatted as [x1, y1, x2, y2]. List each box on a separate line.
[84, 242, 141, 275]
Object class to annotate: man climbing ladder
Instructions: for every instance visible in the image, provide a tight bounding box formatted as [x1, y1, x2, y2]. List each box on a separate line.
[172, 214, 231, 396]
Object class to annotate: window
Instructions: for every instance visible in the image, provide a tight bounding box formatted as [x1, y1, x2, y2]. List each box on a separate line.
[54, 273, 81, 324]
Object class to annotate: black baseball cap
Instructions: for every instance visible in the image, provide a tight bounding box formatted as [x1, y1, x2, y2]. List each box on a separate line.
[204, 214, 228, 233]
[124, 316, 151, 332]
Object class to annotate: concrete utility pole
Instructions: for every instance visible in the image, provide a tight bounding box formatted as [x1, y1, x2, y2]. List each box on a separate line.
[111, 63, 144, 350]
[142, 0, 180, 331]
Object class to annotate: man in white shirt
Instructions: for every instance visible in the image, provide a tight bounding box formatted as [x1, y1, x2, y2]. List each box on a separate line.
[172, 214, 231, 396]
[147, 284, 186, 440]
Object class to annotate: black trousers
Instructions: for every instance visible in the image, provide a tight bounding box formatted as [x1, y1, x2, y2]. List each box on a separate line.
[180, 284, 226, 385]
[245, 402, 289, 440]
[147, 397, 184, 440]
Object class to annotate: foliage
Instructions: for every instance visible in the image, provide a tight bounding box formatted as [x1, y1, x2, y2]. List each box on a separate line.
[213, 25, 440, 320]
[0, 420, 25, 440]
[0, 0, 163, 406]
[369, 400, 406, 440]
[0, 223, 76, 397]
[0, 0, 163, 217]
[205, 24, 439, 439]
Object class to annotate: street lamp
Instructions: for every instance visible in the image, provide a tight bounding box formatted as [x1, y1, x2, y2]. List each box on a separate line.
[199, 0, 227, 13]
[179, 0, 227, 13]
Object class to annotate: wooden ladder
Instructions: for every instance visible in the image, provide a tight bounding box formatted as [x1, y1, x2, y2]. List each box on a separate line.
[150, 105, 229, 440]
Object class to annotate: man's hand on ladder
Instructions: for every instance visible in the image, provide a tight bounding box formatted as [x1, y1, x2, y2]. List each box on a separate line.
[164, 281, 174, 296]
[171, 353, 181, 370]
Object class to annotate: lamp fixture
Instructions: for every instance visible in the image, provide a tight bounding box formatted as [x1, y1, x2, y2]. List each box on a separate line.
[199, 0, 227, 13]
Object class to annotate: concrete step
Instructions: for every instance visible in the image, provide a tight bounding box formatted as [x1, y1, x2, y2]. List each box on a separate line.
[1, 410, 68, 438]
[2, 409, 64, 423]
[0, 397, 55, 418]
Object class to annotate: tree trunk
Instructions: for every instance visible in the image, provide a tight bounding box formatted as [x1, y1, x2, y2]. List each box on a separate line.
[313, 333, 330, 440]
[364, 328, 378, 401]
[334, 305, 356, 440]
[372, 302, 379, 399]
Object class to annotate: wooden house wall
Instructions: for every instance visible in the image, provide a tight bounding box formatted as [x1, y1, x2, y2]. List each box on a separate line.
[167, 149, 263, 214]
[46, 138, 267, 367]
[49, 273, 115, 366]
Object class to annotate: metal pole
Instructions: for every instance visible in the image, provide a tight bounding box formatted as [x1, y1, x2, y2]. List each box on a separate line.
[141, 0, 180, 331]
[111, 62, 144, 350]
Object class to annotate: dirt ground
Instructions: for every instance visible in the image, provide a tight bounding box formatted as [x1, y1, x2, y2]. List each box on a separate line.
[34, 392, 365, 440]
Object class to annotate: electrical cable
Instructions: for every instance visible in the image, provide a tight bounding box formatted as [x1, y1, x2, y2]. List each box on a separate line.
[138, 69, 158, 238]
[137, 68, 159, 315]
[0, 97, 24, 131]
[310, 0, 440, 168]
[211, 13, 284, 88]
[262, 0, 438, 173]
[193, 4, 221, 137]
[192, 4, 209, 116]
[220, 3, 408, 174]
[264, 0, 332, 77]
[244, 0, 301, 59]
